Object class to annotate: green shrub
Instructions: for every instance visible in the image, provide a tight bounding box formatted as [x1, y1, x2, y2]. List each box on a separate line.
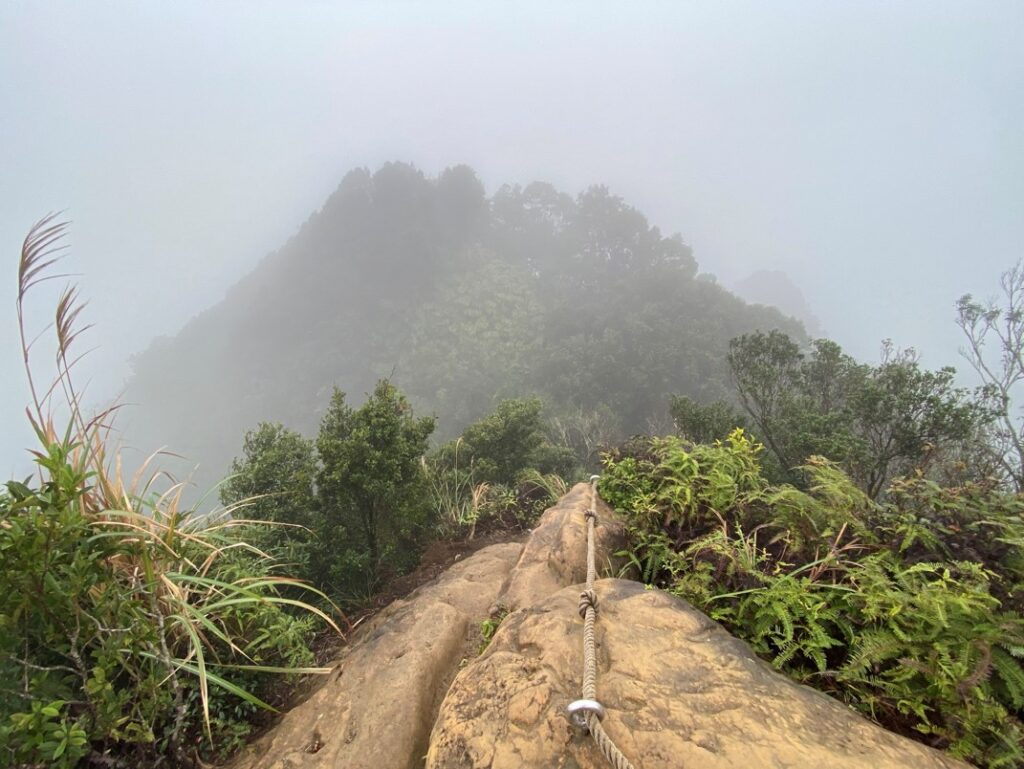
[219, 422, 319, 583]
[669, 395, 747, 445]
[3, 700, 89, 769]
[724, 332, 989, 497]
[601, 431, 1024, 768]
[314, 380, 436, 599]
[0, 217, 339, 767]
[436, 398, 575, 487]
[0, 436, 335, 766]
[426, 399, 576, 538]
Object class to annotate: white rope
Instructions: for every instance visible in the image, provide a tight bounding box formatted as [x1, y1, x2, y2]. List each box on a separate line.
[567, 476, 638, 769]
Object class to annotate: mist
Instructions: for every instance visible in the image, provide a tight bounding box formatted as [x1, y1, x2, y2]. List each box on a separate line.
[2, 0, 1022, 480]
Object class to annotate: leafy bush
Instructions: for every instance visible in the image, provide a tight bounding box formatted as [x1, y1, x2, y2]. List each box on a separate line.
[426, 399, 575, 537]
[0, 217, 339, 767]
[0, 439, 333, 767]
[314, 380, 436, 599]
[219, 422, 319, 582]
[436, 398, 575, 487]
[601, 431, 1024, 767]
[669, 395, 747, 445]
[723, 332, 989, 497]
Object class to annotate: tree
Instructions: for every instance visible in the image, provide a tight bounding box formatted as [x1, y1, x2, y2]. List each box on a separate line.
[220, 422, 317, 526]
[219, 423, 318, 578]
[728, 332, 984, 497]
[727, 330, 807, 473]
[669, 395, 747, 445]
[315, 381, 435, 596]
[851, 344, 984, 497]
[438, 398, 575, 486]
[957, 261, 1024, 490]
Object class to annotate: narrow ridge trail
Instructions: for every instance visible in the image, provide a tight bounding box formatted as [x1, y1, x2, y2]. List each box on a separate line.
[230, 483, 970, 769]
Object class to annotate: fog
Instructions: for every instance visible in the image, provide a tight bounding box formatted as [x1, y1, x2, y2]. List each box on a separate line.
[2, 1, 1022, 479]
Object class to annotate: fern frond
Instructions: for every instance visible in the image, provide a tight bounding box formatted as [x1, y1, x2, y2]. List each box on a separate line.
[992, 646, 1024, 709]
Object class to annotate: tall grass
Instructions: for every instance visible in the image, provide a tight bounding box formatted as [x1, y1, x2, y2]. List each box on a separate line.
[1, 216, 343, 766]
[423, 438, 490, 538]
[423, 440, 570, 539]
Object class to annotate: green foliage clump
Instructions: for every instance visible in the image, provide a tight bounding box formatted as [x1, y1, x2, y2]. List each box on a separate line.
[221, 380, 439, 604]
[478, 606, 509, 655]
[725, 332, 989, 497]
[438, 398, 574, 487]
[315, 380, 436, 599]
[222, 387, 575, 609]
[219, 422, 318, 577]
[669, 394, 748, 446]
[426, 399, 576, 537]
[601, 432, 1024, 768]
[0, 439, 331, 768]
[0, 218, 336, 768]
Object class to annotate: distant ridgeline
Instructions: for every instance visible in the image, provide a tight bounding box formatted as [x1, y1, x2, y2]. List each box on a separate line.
[122, 163, 804, 490]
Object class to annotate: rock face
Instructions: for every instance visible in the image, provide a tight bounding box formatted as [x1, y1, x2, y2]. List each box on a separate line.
[426, 579, 969, 769]
[232, 543, 524, 769]
[230, 484, 971, 769]
[496, 482, 626, 612]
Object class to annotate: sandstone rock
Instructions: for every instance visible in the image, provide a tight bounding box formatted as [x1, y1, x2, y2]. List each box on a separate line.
[426, 578, 970, 769]
[497, 482, 627, 612]
[228, 484, 973, 769]
[230, 542, 522, 769]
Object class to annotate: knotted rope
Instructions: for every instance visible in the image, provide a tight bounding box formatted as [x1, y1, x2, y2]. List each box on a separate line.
[567, 476, 637, 769]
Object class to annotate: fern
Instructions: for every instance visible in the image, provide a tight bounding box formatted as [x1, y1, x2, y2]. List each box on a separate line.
[993, 646, 1024, 710]
[602, 434, 1024, 767]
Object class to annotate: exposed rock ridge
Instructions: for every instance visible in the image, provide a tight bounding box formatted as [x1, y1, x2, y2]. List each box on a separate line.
[427, 578, 970, 768]
[495, 481, 627, 613]
[231, 483, 972, 769]
[231, 542, 523, 769]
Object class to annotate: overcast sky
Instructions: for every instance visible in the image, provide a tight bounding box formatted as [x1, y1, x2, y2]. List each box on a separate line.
[2, 0, 1022, 475]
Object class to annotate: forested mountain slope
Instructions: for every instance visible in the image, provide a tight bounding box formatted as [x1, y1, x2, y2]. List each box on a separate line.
[122, 163, 804, 488]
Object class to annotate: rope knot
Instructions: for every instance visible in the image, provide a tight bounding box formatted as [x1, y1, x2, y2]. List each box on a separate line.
[578, 588, 598, 619]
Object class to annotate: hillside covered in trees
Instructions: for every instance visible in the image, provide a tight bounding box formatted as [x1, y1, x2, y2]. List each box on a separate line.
[122, 163, 804, 489]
